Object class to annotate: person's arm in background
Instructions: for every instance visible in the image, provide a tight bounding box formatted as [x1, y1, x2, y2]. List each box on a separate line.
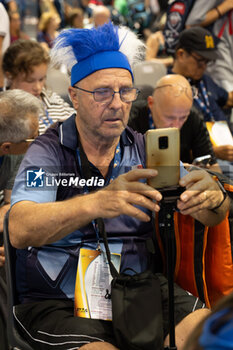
[186, 0, 233, 28]
[213, 145, 233, 161]
[145, 31, 174, 67]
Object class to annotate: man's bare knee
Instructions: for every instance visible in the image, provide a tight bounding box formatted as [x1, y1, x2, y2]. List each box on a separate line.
[164, 308, 210, 350]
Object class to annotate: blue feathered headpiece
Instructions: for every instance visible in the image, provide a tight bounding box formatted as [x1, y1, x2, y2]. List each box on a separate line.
[51, 22, 145, 85]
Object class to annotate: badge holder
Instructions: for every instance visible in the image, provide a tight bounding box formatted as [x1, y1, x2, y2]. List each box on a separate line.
[160, 185, 185, 350]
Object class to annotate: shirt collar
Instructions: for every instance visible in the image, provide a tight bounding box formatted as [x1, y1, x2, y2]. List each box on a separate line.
[58, 114, 135, 150]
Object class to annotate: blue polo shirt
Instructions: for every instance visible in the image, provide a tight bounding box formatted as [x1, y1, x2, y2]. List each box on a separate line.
[11, 114, 154, 303]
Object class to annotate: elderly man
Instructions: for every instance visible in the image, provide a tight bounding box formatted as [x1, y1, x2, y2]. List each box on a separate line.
[0, 89, 41, 350]
[9, 22, 229, 350]
[0, 89, 41, 266]
[129, 74, 221, 172]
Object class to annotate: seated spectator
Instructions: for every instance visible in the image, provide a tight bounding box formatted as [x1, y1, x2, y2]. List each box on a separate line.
[9, 11, 30, 43]
[129, 74, 221, 172]
[0, 89, 41, 265]
[169, 26, 233, 164]
[0, 88, 40, 349]
[2, 39, 76, 135]
[186, 1, 233, 93]
[37, 11, 61, 52]
[186, 1, 233, 139]
[9, 22, 229, 350]
[0, 89, 39, 349]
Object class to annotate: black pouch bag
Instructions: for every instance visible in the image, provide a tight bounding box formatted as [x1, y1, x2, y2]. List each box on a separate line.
[97, 218, 164, 350]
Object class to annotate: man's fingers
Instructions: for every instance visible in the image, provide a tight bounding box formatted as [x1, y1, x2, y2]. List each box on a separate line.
[122, 203, 152, 222]
[112, 180, 162, 201]
[124, 168, 158, 182]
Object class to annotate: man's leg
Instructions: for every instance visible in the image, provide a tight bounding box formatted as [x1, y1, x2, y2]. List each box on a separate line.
[15, 300, 118, 350]
[158, 273, 209, 349]
[164, 308, 210, 350]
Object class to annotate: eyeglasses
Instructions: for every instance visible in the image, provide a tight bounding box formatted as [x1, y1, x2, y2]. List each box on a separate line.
[73, 86, 140, 104]
[189, 52, 211, 66]
[22, 138, 35, 142]
[16, 138, 36, 144]
[154, 83, 198, 100]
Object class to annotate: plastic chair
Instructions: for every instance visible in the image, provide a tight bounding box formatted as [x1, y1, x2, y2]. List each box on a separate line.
[133, 61, 167, 88]
[3, 211, 33, 350]
[134, 84, 154, 101]
[46, 66, 72, 106]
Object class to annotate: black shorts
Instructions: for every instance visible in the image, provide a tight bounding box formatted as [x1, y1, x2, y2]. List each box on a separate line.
[14, 273, 206, 350]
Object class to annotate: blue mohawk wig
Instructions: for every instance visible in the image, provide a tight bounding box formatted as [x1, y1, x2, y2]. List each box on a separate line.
[51, 22, 145, 86]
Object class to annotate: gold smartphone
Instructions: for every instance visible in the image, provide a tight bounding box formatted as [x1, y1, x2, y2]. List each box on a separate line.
[146, 128, 180, 189]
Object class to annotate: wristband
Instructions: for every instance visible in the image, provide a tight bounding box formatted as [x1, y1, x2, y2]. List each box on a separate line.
[215, 6, 221, 18]
[211, 179, 227, 212]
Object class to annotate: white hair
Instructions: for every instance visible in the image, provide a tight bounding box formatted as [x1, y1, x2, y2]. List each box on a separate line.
[50, 24, 145, 75]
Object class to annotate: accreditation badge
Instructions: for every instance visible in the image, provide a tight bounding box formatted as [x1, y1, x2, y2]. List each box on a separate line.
[74, 248, 121, 321]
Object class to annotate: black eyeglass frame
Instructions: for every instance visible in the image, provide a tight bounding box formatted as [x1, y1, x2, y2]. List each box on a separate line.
[189, 52, 211, 66]
[73, 86, 140, 103]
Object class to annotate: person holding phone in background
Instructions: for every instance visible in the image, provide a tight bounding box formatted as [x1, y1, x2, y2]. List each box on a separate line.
[129, 74, 221, 173]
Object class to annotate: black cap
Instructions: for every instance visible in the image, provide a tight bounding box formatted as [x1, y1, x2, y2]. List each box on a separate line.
[178, 27, 219, 60]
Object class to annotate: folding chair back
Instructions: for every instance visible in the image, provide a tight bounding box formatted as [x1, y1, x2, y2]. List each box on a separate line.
[133, 61, 167, 87]
[3, 211, 33, 350]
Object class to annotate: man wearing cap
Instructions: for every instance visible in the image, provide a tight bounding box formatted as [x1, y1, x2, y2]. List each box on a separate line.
[185, 0, 233, 93]
[170, 26, 233, 164]
[8, 23, 229, 350]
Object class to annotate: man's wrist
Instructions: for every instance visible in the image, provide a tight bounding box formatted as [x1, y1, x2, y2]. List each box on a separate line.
[211, 179, 227, 212]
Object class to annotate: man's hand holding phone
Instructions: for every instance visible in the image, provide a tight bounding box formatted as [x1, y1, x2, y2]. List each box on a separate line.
[177, 169, 224, 215]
